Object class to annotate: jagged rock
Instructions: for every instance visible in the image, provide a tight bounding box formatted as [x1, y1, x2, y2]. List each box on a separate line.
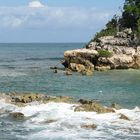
[78, 99, 94, 104]
[11, 94, 44, 103]
[54, 69, 58, 73]
[9, 93, 73, 105]
[10, 112, 24, 119]
[74, 99, 115, 113]
[107, 54, 134, 69]
[81, 124, 97, 130]
[111, 103, 121, 110]
[87, 42, 97, 49]
[119, 113, 130, 121]
[70, 63, 86, 72]
[63, 49, 97, 75]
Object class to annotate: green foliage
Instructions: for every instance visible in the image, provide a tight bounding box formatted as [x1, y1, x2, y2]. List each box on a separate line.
[98, 50, 112, 58]
[94, 16, 118, 40]
[93, 0, 140, 42]
[121, 0, 140, 30]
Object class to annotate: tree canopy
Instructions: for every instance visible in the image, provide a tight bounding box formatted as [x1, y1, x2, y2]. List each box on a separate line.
[94, 0, 140, 42]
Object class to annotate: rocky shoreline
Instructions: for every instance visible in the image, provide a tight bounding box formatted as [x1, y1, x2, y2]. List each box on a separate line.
[62, 29, 140, 75]
[0, 93, 130, 121]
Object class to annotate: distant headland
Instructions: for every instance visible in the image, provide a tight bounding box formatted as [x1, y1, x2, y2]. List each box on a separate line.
[62, 0, 140, 75]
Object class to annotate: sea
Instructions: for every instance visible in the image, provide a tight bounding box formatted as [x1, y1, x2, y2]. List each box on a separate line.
[0, 43, 140, 140]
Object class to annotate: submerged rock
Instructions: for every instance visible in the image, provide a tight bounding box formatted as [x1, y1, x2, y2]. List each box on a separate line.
[10, 112, 24, 119]
[81, 124, 97, 130]
[7, 93, 73, 105]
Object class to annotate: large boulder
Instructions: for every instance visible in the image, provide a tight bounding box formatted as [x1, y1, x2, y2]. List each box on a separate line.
[63, 49, 96, 75]
[74, 99, 115, 113]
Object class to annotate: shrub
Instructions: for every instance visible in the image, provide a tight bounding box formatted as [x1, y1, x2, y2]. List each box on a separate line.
[98, 50, 112, 58]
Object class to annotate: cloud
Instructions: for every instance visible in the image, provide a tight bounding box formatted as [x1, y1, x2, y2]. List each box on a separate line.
[0, 5, 114, 30]
[28, 0, 45, 8]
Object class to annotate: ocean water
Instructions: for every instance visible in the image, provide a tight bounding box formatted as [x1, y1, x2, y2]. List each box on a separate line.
[0, 43, 140, 140]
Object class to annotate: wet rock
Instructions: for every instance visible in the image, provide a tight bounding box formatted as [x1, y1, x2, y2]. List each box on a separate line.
[81, 124, 97, 130]
[11, 93, 44, 103]
[111, 103, 121, 110]
[75, 99, 115, 113]
[78, 99, 94, 104]
[3, 93, 74, 105]
[119, 113, 130, 121]
[10, 112, 24, 119]
[44, 119, 57, 124]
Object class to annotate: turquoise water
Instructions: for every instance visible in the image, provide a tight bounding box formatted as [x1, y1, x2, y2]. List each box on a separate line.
[0, 43, 140, 140]
[0, 43, 140, 108]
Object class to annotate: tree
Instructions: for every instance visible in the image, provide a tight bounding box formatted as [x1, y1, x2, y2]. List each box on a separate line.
[93, 0, 140, 42]
[122, 0, 140, 30]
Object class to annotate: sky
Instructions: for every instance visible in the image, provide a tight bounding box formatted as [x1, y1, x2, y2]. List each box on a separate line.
[0, 0, 125, 43]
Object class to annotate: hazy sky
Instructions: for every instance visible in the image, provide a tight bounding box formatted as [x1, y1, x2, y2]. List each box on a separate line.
[0, 0, 124, 43]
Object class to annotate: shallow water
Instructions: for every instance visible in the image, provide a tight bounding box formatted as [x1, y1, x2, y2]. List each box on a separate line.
[0, 43, 139, 108]
[0, 43, 140, 139]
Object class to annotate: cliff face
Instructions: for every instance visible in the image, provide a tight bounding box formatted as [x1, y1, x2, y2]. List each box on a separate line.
[62, 29, 140, 75]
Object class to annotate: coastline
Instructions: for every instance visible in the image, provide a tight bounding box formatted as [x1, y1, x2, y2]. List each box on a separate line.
[0, 92, 140, 140]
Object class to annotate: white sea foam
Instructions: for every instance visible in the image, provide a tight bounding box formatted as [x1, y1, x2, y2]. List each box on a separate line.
[0, 99, 140, 140]
[0, 69, 27, 77]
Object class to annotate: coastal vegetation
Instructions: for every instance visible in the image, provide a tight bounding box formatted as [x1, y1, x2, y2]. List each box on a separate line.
[98, 50, 112, 58]
[94, 0, 140, 44]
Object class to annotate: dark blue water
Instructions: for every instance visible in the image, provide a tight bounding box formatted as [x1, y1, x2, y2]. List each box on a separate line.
[0, 43, 140, 108]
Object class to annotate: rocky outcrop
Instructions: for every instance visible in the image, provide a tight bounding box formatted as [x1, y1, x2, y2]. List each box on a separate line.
[3, 93, 73, 106]
[62, 49, 96, 75]
[1, 93, 116, 114]
[62, 29, 140, 74]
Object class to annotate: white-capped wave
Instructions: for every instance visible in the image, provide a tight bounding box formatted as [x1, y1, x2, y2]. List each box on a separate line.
[1, 99, 140, 140]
